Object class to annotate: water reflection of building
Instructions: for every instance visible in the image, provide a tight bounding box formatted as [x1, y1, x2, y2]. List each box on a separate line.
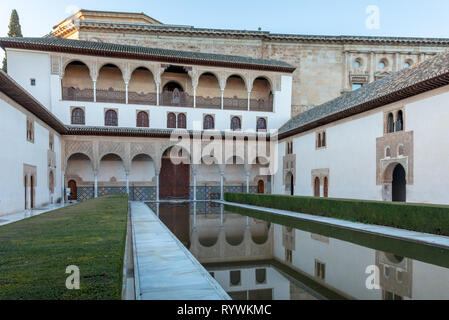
[272, 223, 449, 300]
[208, 266, 318, 300]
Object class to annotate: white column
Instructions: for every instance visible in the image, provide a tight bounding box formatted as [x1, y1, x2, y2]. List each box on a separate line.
[247, 91, 251, 111]
[246, 173, 250, 193]
[193, 173, 197, 201]
[220, 173, 224, 201]
[94, 172, 98, 198]
[93, 80, 97, 102]
[126, 172, 130, 195]
[61, 171, 65, 204]
[193, 87, 197, 108]
[125, 82, 129, 104]
[156, 174, 160, 202]
[220, 89, 224, 110]
[156, 83, 160, 106]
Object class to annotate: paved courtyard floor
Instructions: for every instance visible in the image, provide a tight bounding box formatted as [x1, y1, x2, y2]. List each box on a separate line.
[130, 201, 230, 300]
[0, 203, 73, 227]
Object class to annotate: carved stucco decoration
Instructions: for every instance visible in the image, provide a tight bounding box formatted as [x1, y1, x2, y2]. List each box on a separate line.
[311, 168, 329, 186]
[64, 140, 94, 170]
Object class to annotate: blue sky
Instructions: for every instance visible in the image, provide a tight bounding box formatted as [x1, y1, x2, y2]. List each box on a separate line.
[1, 0, 449, 59]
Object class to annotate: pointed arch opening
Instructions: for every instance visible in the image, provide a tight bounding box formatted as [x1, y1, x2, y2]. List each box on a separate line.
[129, 67, 157, 105]
[62, 61, 93, 102]
[224, 75, 247, 110]
[197, 72, 221, 109]
[251, 77, 273, 112]
[96, 64, 126, 103]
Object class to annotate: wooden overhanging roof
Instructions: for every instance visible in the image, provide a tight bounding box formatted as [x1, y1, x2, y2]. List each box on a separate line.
[279, 49, 449, 140]
[0, 37, 295, 73]
[0, 70, 67, 133]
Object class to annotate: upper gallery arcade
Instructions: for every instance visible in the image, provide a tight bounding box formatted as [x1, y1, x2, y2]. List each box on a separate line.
[0, 37, 295, 131]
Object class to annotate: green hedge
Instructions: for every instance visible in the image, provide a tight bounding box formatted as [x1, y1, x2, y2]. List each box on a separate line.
[224, 193, 449, 236]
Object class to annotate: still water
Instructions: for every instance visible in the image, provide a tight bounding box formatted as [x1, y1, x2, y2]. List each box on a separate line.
[146, 201, 449, 300]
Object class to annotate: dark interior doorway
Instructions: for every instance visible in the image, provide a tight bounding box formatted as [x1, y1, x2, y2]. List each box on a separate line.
[392, 164, 406, 202]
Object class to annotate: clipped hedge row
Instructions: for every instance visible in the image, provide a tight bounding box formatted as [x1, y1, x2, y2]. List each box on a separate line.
[224, 193, 449, 236]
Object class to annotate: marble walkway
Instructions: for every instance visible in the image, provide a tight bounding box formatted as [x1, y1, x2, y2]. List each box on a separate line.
[221, 201, 449, 249]
[0, 203, 73, 227]
[129, 201, 230, 300]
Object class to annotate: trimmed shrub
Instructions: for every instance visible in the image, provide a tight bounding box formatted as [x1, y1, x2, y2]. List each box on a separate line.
[224, 193, 449, 236]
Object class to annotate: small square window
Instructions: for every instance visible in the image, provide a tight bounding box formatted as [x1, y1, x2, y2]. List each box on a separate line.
[255, 269, 266, 284]
[230, 270, 241, 286]
[30, 79, 36, 86]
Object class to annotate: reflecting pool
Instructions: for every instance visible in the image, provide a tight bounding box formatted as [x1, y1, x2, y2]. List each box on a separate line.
[146, 201, 449, 300]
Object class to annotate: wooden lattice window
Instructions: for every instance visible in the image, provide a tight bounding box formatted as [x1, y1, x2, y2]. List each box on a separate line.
[136, 111, 149, 127]
[71, 108, 85, 125]
[105, 110, 118, 126]
[257, 118, 267, 131]
[167, 112, 176, 128]
[230, 116, 241, 131]
[203, 115, 214, 130]
[177, 113, 186, 129]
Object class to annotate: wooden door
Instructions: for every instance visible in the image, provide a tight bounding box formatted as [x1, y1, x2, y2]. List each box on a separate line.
[30, 176, 34, 209]
[258, 180, 265, 194]
[160, 159, 190, 200]
[68, 180, 77, 201]
[314, 177, 320, 197]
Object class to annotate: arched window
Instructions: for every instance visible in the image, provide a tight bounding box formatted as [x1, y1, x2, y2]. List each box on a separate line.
[257, 118, 267, 131]
[396, 110, 403, 132]
[136, 111, 149, 127]
[387, 113, 395, 133]
[71, 108, 85, 125]
[167, 112, 176, 128]
[230, 116, 241, 131]
[322, 132, 326, 147]
[105, 110, 118, 126]
[317, 133, 322, 148]
[203, 115, 214, 130]
[177, 113, 186, 129]
[385, 146, 391, 158]
[49, 171, 54, 193]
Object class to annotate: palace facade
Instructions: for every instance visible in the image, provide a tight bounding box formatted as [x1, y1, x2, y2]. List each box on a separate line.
[1, 9, 449, 215]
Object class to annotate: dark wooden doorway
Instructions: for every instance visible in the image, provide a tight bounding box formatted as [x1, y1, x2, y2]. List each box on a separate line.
[68, 180, 77, 201]
[30, 176, 35, 209]
[290, 173, 294, 196]
[392, 164, 406, 202]
[160, 156, 190, 200]
[24, 176, 28, 209]
[323, 177, 329, 198]
[314, 177, 320, 197]
[258, 180, 265, 194]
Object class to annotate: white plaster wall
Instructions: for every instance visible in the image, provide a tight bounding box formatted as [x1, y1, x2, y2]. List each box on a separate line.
[98, 160, 126, 182]
[0, 96, 61, 215]
[130, 159, 156, 182]
[6, 49, 52, 109]
[275, 111, 383, 200]
[405, 88, 449, 204]
[66, 159, 94, 182]
[411, 260, 449, 299]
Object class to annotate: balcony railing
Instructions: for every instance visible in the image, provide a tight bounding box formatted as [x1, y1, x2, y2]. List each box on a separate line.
[128, 91, 157, 105]
[250, 98, 273, 112]
[96, 88, 126, 104]
[62, 87, 274, 112]
[223, 96, 248, 111]
[161, 91, 194, 108]
[196, 96, 221, 109]
[62, 87, 94, 102]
